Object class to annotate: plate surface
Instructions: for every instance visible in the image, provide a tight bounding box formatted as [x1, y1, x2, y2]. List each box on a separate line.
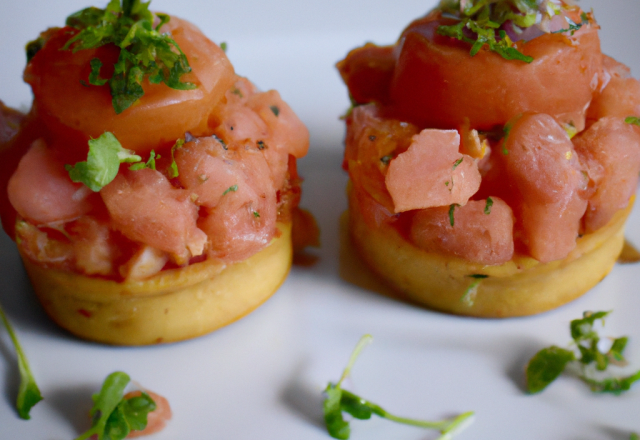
[1, 1, 639, 439]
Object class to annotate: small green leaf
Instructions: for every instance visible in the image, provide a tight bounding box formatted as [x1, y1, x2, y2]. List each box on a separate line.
[609, 337, 628, 363]
[167, 138, 185, 178]
[119, 392, 156, 431]
[625, 116, 640, 127]
[270, 105, 280, 117]
[580, 370, 640, 395]
[324, 385, 349, 440]
[129, 150, 158, 171]
[526, 346, 575, 393]
[220, 41, 228, 52]
[89, 58, 108, 86]
[449, 204, 460, 227]
[484, 197, 494, 215]
[253, 211, 260, 218]
[223, 185, 238, 196]
[452, 157, 463, 170]
[75, 372, 131, 440]
[0, 303, 43, 419]
[66, 132, 141, 192]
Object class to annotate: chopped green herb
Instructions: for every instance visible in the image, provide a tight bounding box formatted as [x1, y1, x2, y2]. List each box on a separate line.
[380, 155, 392, 165]
[452, 157, 463, 169]
[449, 204, 460, 227]
[220, 41, 227, 52]
[223, 185, 238, 196]
[323, 335, 474, 440]
[552, 12, 589, 35]
[88, 58, 108, 86]
[625, 116, 640, 127]
[74, 371, 156, 440]
[257, 140, 266, 150]
[129, 150, 158, 171]
[232, 88, 243, 98]
[25, 32, 49, 63]
[525, 311, 640, 395]
[0, 303, 43, 419]
[436, 0, 535, 63]
[62, 0, 196, 114]
[167, 138, 185, 178]
[270, 105, 280, 117]
[66, 132, 141, 192]
[484, 197, 493, 214]
[253, 211, 260, 218]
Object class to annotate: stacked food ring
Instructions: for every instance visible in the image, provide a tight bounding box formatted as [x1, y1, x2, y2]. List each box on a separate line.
[337, 0, 640, 317]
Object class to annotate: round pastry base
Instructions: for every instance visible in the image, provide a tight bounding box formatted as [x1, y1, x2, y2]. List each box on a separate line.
[348, 189, 631, 318]
[21, 223, 292, 345]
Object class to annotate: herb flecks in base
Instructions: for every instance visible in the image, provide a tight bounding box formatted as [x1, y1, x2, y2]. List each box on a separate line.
[0, 303, 43, 419]
[323, 335, 474, 440]
[526, 311, 640, 394]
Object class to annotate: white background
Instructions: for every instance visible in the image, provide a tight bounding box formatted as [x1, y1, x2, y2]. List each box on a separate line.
[1, 0, 639, 439]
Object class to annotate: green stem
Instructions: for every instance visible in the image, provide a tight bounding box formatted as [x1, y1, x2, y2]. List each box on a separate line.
[0, 302, 43, 419]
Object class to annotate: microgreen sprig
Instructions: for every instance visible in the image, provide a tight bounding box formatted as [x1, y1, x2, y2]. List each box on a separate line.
[323, 335, 474, 440]
[75, 371, 157, 440]
[0, 302, 43, 419]
[61, 0, 196, 114]
[526, 311, 640, 394]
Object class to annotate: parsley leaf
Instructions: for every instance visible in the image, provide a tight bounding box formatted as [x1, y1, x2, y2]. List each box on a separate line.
[75, 371, 156, 440]
[0, 302, 43, 419]
[323, 335, 474, 440]
[62, 0, 196, 114]
[66, 132, 141, 192]
[525, 311, 640, 395]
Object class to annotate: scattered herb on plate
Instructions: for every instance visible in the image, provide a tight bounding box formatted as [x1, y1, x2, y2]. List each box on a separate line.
[526, 311, 640, 394]
[0, 302, 43, 420]
[323, 335, 474, 440]
[75, 371, 156, 440]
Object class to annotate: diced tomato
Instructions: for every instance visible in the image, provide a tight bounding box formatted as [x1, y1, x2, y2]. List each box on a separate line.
[574, 117, 640, 232]
[100, 168, 207, 265]
[410, 198, 514, 265]
[7, 139, 97, 225]
[501, 113, 588, 263]
[385, 129, 481, 212]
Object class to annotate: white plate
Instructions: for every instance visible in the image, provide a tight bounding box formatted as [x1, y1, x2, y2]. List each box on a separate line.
[1, 1, 639, 439]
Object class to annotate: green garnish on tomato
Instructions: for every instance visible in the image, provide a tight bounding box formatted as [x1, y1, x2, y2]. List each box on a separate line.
[60, 0, 196, 114]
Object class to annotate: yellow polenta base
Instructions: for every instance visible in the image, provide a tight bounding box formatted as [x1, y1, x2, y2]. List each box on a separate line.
[349, 189, 631, 318]
[21, 223, 292, 345]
